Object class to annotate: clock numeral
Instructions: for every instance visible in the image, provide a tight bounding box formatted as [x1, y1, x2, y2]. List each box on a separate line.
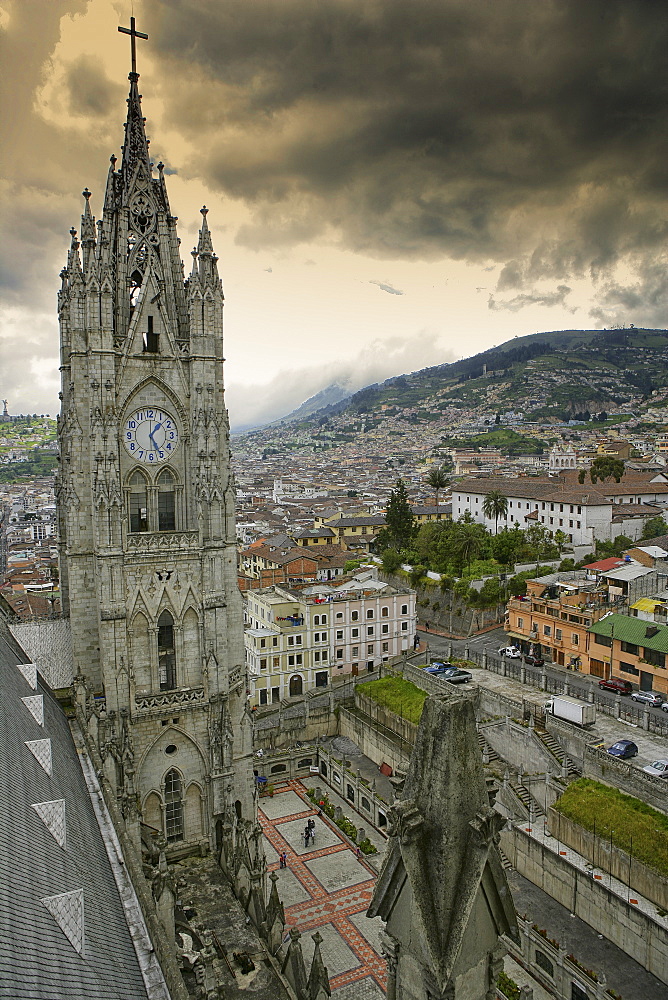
[166, 443, 172, 451]
[126, 432, 132, 440]
[146, 409, 154, 418]
[165, 420, 172, 429]
[138, 450, 144, 459]
[128, 420, 136, 429]
[158, 451, 165, 459]
[129, 443, 135, 451]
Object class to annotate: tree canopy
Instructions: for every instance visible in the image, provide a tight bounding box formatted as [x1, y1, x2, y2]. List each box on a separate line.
[381, 479, 416, 551]
[482, 490, 508, 534]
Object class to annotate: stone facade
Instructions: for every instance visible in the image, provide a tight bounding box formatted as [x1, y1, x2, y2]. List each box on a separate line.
[57, 62, 256, 862]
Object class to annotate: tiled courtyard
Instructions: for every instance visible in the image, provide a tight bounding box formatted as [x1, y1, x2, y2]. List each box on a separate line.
[259, 779, 387, 998]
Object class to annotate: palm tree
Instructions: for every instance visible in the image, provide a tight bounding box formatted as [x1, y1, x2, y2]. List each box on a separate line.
[482, 490, 508, 535]
[426, 465, 449, 508]
[452, 521, 483, 575]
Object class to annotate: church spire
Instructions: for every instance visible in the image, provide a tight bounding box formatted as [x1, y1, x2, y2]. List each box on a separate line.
[118, 16, 151, 185]
[80, 188, 96, 272]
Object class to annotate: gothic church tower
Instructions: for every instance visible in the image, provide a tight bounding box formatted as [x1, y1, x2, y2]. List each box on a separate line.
[56, 29, 256, 860]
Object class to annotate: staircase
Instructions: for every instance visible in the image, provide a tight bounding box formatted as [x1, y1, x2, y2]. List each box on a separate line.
[477, 731, 501, 764]
[535, 729, 580, 776]
[509, 781, 545, 819]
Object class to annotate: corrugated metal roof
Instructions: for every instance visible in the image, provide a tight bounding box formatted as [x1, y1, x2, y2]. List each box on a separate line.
[589, 613, 668, 653]
[631, 597, 668, 612]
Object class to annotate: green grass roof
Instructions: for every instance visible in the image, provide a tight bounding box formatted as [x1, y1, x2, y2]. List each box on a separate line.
[588, 613, 668, 654]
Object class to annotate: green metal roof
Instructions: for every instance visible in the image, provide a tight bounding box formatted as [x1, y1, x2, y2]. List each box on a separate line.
[588, 613, 668, 654]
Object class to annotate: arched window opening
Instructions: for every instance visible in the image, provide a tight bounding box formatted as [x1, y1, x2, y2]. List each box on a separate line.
[129, 269, 143, 310]
[157, 468, 176, 531]
[158, 610, 177, 691]
[289, 674, 303, 697]
[164, 769, 183, 842]
[128, 470, 148, 532]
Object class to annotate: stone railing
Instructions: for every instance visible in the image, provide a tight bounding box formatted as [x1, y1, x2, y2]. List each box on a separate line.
[126, 530, 199, 553]
[583, 743, 668, 813]
[134, 686, 206, 712]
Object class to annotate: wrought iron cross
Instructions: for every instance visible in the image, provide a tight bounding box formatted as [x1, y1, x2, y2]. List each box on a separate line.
[118, 16, 148, 76]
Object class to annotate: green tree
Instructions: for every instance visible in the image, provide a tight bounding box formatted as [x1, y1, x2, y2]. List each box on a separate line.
[425, 465, 449, 507]
[381, 548, 403, 574]
[643, 516, 668, 539]
[583, 455, 626, 484]
[553, 529, 569, 554]
[383, 479, 416, 551]
[492, 527, 524, 571]
[452, 520, 484, 574]
[482, 490, 508, 534]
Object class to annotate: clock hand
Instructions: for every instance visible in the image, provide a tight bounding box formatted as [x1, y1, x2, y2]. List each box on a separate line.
[149, 422, 162, 449]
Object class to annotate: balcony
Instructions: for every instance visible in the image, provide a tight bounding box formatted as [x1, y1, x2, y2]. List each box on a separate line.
[134, 686, 205, 712]
[126, 530, 199, 554]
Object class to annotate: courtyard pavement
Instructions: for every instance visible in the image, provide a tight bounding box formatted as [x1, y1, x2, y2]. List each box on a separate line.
[259, 779, 387, 999]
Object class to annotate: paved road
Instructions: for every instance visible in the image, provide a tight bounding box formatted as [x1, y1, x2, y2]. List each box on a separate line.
[417, 625, 668, 725]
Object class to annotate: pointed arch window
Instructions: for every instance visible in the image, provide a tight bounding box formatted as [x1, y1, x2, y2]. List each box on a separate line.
[157, 468, 176, 531]
[158, 610, 177, 690]
[129, 269, 143, 310]
[128, 470, 148, 532]
[164, 768, 184, 842]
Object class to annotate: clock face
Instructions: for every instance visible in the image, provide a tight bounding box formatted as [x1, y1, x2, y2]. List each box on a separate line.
[123, 407, 178, 464]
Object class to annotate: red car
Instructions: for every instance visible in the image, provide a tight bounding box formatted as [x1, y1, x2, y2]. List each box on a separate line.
[598, 677, 632, 695]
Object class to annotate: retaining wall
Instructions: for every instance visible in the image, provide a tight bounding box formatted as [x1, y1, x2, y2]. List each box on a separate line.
[583, 744, 668, 814]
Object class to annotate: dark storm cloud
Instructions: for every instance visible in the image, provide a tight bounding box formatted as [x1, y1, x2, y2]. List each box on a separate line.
[65, 56, 124, 117]
[488, 284, 575, 314]
[146, 0, 668, 314]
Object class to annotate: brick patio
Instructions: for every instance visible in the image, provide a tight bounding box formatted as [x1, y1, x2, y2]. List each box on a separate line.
[259, 779, 387, 996]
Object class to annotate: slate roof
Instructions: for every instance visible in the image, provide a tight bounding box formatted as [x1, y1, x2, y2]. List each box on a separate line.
[589, 613, 668, 654]
[0, 626, 154, 999]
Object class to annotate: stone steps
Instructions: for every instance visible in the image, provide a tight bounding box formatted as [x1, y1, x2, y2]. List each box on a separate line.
[536, 729, 580, 775]
[477, 731, 501, 764]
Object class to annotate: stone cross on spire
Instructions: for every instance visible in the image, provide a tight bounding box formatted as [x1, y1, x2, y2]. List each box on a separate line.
[118, 15, 148, 77]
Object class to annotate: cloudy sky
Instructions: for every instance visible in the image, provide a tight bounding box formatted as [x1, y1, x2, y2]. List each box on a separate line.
[1, 0, 667, 429]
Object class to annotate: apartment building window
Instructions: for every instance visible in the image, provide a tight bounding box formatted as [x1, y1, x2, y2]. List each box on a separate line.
[352, 646, 359, 657]
[644, 648, 665, 668]
[351, 611, 359, 621]
[272, 687, 280, 703]
[382, 624, 389, 634]
[577, 521, 581, 528]
[549, 518, 554, 525]
[273, 657, 280, 667]
[543, 625, 552, 636]
[336, 649, 343, 659]
[595, 634, 612, 647]
[620, 661, 639, 676]
[335, 630, 343, 640]
[367, 626, 374, 636]
[315, 671, 328, 687]
[296, 636, 302, 645]
[559, 504, 564, 512]
[517, 617, 524, 629]
[366, 609, 374, 619]
[555, 628, 562, 641]
[381, 607, 389, 617]
[578, 506, 581, 514]
[401, 622, 408, 631]
[314, 651, 321, 662]
[321, 650, 328, 661]
[336, 612, 343, 620]
[288, 655, 295, 666]
[569, 520, 573, 528]
[260, 658, 267, 669]
[272, 637, 278, 647]
[367, 644, 374, 654]
[571, 634, 579, 646]
[621, 641, 639, 655]
[382, 642, 389, 652]
[259, 689, 268, 705]
[401, 605, 408, 614]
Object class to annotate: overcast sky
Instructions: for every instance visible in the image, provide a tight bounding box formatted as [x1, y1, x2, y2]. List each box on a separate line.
[1, 0, 667, 429]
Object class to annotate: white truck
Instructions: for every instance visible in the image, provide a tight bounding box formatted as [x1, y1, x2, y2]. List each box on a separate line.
[546, 694, 596, 727]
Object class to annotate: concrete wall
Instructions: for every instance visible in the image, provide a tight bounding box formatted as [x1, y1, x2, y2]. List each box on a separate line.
[583, 744, 668, 814]
[480, 718, 563, 776]
[502, 824, 668, 984]
[338, 706, 411, 775]
[547, 806, 668, 912]
[354, 689, 419, 746]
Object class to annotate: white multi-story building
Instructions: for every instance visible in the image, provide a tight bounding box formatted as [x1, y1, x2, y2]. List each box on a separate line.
[244, 576, 417, 706]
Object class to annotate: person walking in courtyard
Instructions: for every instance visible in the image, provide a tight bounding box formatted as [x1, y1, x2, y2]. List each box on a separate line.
[280, 851, 288, 869]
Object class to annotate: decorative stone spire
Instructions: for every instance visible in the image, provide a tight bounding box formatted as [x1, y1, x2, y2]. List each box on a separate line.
[307, 931, 331, 1000]
[67, 227, 83, 283]
[80, 188, 96, 272]
[197, 206, 214, 255]
[121, 75, 152, 184]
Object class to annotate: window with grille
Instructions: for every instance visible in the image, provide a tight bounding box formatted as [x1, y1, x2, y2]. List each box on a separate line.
[164, 769, 183, 842]
[158, 610, 177, 690]
[157, 469, 176, 530]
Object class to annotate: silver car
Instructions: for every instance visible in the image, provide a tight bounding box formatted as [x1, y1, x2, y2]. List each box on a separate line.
[643, 759, 668, 777]
[631, 691, 663, 708]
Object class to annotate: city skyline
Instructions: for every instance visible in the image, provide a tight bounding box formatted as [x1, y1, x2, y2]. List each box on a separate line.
[1, 0, 666, 429]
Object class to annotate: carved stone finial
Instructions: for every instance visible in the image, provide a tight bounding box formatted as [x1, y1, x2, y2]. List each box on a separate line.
[200, 205, 208, 217]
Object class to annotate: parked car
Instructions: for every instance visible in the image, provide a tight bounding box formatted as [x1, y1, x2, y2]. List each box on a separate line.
[598, 677, 633, 695]
[525, 654, 545, 667]
[631, 691, 664, 708]
[498, 646, 521, 659]
[661, 702, 668, 714]
[607, 740, 638, 759]
[425, 662, 448, 675]
[643, 759, 668, 777]
[441, 667, 473, 684]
